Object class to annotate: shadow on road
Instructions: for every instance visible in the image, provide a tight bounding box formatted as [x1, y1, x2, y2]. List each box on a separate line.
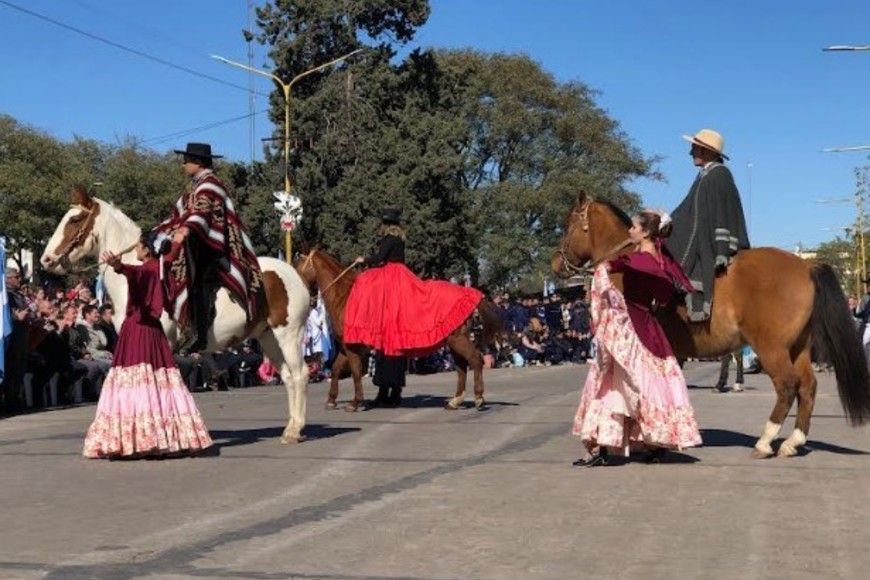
[398, 394, 519, 410]
[209, 424, 361, 451]
[804, 440, 869, 456]
[701, 428, 869, 455]
[700, 428, 759, 448]
[686, 384, 759, 392]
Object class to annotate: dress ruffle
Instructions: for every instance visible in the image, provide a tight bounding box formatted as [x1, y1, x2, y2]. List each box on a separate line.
[83, 363, 213, 458]
[344, 263, 482, 357]
[572, 265, 702, 454]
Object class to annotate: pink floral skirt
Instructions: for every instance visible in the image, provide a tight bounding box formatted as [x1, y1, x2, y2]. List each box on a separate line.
[572, 265, 702, 454]
[83, 362, 213, 459]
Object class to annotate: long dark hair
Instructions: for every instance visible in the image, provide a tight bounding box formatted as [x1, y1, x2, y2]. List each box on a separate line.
[140, 231, 171, 258]
[636, 211, 672, 241]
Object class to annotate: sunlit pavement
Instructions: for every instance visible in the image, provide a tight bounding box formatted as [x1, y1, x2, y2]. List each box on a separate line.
[0, 362, 868, 580]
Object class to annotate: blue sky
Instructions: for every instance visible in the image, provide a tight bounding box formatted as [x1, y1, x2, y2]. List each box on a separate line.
[2, 0, 870, 250]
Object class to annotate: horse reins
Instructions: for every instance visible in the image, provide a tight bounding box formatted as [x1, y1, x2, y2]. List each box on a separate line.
[80, 241, 139, 274]
[46, 205, 140, 274]
[302, 252, 357, 296]
[558, 197, 635, 274]
[46, 206, 97, 269]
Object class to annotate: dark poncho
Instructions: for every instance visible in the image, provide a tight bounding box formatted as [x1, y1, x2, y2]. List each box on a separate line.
[667, 162, 750, 321]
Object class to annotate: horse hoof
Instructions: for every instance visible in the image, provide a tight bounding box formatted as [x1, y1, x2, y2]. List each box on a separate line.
[474, 398, 486, 410]
[444, 400, 461, 410]
[751, 448, 773, 459]
[344, 403, 360, 413]
[325, 402, 338, 411]
[777, 445, 798, 458]
[281, 435, 301, 444]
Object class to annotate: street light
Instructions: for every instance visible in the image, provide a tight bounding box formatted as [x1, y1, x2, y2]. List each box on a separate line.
[212, 49, 363, 261]
[821, 46, 870, 152]
[823, 45, 870, 51]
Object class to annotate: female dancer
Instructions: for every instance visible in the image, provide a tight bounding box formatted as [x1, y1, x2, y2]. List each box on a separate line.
[346, 209, 482, 406]
[83, 232, 213, 458]
[572, 210, 702, 466]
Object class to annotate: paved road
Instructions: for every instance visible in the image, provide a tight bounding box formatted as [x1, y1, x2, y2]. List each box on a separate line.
[1, 362, 869, 580]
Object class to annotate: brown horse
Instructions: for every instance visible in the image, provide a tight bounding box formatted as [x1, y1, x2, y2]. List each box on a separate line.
[552, 192, 870, 458]
[296, 250, 502, 411]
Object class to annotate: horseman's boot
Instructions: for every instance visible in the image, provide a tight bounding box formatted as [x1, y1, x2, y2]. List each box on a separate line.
[370, 387, 390, 407]
[387, 387, 403, 408]
[187, 283, 218, 353]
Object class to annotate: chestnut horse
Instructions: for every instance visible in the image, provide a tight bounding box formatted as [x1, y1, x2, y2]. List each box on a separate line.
[553, 192, 870, 458]
[296, 250, 501, 411]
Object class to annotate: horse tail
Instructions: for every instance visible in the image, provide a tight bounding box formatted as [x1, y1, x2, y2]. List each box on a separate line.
[811, 263, 870, 425]
[478, 299, 506, 348]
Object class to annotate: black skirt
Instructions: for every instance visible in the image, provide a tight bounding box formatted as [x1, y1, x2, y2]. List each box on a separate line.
[373, 353, 407, 388]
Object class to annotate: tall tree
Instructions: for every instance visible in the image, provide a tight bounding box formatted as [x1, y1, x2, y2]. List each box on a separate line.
[255, 1, 472, 275]
[0, 115, 79, 269]
[815, 236, 859, 294]
[436, 50, 659, 289]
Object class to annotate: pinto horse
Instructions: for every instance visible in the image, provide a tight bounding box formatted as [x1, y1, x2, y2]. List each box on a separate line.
[552, 192, 870, 458]
[40, 189, 312, 443]
[296, 250, 502, 411]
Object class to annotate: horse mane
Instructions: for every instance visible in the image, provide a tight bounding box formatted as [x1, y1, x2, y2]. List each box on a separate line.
[94, 197, 143, 234]
[311, 250, 357, 312]
[597, 199, 632, 229]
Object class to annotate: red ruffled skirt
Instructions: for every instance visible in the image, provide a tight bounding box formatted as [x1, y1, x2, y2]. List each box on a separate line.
[344, 263, 482, 356]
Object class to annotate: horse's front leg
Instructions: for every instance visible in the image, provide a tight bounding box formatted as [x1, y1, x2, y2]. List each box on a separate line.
[260, 329, 307, 444]
[326, 352, 348, 410]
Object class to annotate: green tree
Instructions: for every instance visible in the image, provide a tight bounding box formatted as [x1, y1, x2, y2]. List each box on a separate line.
[816, 236, 860, 294]
[0, 115, 78, 270]
[96, 142, 187, 230]
[437, 50, 659, 288]
[256, 0, 478, 277]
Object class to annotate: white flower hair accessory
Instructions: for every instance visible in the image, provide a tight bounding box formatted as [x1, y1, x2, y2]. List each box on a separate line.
[658, 211, 672, 232]
[153, 232, 170, 255]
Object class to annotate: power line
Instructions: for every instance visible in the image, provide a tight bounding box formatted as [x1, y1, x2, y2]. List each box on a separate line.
[142, 109, 270, 146]
[0, 0, 270, 98]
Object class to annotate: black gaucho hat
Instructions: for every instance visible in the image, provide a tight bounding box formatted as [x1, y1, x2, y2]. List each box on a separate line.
[173, 142, 224, 161]
[381, 208, 402, 225]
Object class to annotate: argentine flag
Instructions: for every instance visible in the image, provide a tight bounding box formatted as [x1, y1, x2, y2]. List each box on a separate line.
[0, 239, 11, 383]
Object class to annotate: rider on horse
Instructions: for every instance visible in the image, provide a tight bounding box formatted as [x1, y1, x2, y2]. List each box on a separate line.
[154, 143, 263, 351]
[344, 208, 483, 405]
[668, 129, 750, 322]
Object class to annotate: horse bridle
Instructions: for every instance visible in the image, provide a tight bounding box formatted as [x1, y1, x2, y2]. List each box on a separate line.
[44, 206, 99, 270]
[299, 251, 356, 296]
[557, 197, 635, 274]
[556, 199, 591, 275]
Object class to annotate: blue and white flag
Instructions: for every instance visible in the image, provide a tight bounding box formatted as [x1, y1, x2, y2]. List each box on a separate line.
[319, 292, 334, 365]
[95, 271, 107, 306]
[0, 239, 11, 383]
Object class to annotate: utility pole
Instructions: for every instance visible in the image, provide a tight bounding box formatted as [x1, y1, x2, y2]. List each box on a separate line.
[247, 0, 256, 166]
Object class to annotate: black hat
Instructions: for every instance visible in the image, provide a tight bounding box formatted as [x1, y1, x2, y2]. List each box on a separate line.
[381, 208, 402, 225]
[173, 142, 224, 160]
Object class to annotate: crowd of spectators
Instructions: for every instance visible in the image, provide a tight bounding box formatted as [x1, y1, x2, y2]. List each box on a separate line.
[2, 267, 594, 414]
[481, 292, 593, 368]
[0, 268, 287, 414]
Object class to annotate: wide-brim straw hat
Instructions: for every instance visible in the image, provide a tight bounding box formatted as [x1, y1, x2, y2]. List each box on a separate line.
[682, 129, 728, 160]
